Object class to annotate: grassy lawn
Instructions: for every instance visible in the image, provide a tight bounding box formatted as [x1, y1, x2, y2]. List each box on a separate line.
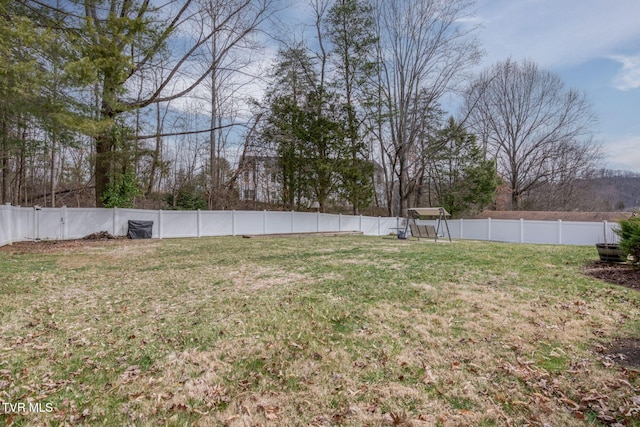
[0, 236, 639, 426]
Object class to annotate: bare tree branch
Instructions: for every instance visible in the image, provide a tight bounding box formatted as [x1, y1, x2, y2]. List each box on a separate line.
[135, 122, 237, 140]
[463, 59, 601, 210]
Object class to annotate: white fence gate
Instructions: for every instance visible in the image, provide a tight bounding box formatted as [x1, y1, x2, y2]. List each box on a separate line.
[0, 204, 620, 248]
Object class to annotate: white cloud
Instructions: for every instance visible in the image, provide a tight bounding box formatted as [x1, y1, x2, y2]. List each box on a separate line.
[604, 135, 640, 173]
[475, 0, 640, 68]
[610, 54, 640, 91]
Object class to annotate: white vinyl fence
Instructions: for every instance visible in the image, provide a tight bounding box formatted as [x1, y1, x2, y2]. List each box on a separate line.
[0, 204, 620, 248]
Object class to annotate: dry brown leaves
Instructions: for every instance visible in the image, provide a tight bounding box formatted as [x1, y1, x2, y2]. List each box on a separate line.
[497, 356, 640, 425]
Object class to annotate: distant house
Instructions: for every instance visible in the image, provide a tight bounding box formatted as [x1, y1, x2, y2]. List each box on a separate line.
[237, 156, 282, 204]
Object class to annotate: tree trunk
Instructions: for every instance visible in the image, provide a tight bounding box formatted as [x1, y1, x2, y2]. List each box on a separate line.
[49, 134, 57, 207]
[208, 51, 221, 210]
[146, 104, 163, 197]
[94, 132, 112, 207]
[0, 115, 7, 205]
[95, 79, 117, 207]
[15, 126, 26, 206]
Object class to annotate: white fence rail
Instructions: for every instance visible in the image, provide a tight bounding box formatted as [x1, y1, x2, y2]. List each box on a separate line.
[0, 204, 620, 248]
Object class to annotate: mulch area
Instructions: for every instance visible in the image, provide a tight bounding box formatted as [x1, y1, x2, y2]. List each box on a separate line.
[583, 261, 640, 291]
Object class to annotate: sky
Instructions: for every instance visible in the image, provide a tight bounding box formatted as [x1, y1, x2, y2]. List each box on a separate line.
[172, 0, 640, 174]
[472, 0, 640, 173]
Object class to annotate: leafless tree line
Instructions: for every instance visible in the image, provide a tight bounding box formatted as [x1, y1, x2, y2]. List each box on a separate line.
[1, 0, 604, 214]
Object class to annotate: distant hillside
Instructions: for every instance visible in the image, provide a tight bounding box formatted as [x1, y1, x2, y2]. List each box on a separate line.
[488, 169, 640, 212]
[578, 172, 640, 211]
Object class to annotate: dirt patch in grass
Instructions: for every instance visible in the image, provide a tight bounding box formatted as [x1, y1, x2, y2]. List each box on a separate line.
[583, 261, 640, 290]
[601, 338, 640, 368]
[0, 237, 134, 254]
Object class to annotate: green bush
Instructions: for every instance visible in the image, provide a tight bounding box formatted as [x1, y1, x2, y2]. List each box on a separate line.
[615, 215, 640, 265]
[101, 170, 141, 208]
[165, 184, 207, 210]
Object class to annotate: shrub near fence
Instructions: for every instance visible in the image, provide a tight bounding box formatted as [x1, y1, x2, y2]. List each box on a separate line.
[0, 204, 620, 248]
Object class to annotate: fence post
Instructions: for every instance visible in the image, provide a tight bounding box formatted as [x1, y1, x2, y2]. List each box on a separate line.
[158, 209, 163, 239]
[112, 208, 118, 236]
[232, 210, 236, 236]
[61, 206, 67, 240]
[291, 210, 294, 233]
[3, 204, 12, 245]
[263, 210, 267, 235]
[317, 211, 320, 232]
[558, 219, 562, 245]
[378, 216, 381, 236]
[10, 204, 15, 244]
[197, 209, 201, 238]
[459, 218, 463, 240]
[9, 205, 14, 244]
[34, 206, 41, 240]
[603, 220, 608, 244]
[520, 218, 524, 243]
[359, 215, 362, 232]
[487, 218, 491, 241]
[339, 214, 342, 231]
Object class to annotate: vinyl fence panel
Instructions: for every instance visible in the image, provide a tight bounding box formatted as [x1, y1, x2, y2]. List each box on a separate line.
[523, 220, 561, 244]
[456, 219, 489, 241]
[265, 211, 295, 234]
[293, 212, 320, 233]
[199, 211, 233, 236]
[360, 216, 381, 236]
[561, 221, 619, 245]
[65, 208, 113, 239]
[161, 210, 199, 238]
[13, 207, 34, 243]
[489, 219, 521, 243]
[234, 211, 267, 235]
[338, 214, 361, 232]
[318, 213, 340, 233]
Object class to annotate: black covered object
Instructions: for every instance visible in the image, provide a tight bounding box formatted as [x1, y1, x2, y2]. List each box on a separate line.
[128, 220, 153, 239]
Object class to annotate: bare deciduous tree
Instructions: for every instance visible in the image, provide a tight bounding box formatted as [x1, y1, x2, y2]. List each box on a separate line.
[195, 0, 276, 209]
[371, 0, 481, 216]
[463, 59, 601, 210]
